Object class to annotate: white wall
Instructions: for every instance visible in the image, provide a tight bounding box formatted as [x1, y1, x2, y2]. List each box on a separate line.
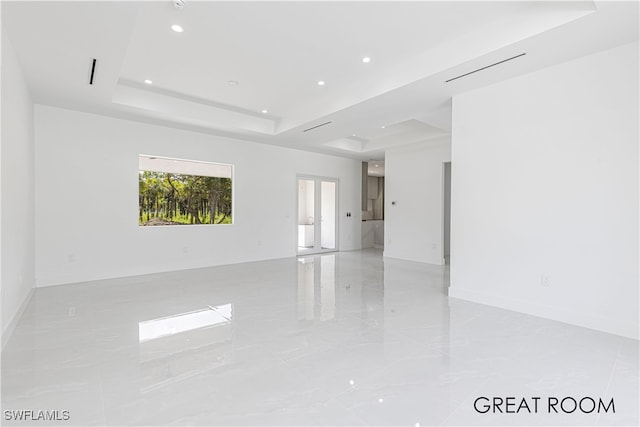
[1, 28, 35, 347]
[384, 137, 451, 264]
[35, 105, 361, 286]
[450, 41, 639, 339]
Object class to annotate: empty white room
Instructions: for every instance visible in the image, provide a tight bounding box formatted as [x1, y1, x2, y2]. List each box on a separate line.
[1, 1, 638, 426]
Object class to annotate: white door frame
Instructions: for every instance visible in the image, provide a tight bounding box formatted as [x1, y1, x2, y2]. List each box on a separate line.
[296, 175, 339, 255]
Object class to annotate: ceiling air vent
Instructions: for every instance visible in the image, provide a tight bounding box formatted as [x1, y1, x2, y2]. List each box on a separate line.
[303, 121, 332, 133]
[445, 53, 526, 83]
[88, 58, 97, 85]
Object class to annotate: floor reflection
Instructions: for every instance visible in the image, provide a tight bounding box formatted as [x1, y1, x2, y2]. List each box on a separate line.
[137, 304, 234, 393]
[2, 250, 636, 426]
[297, 252, 387, 329]
[297, 254, 337, 321]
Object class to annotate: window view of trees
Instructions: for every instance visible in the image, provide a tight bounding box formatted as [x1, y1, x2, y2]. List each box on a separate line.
[139, 170, 232, 226]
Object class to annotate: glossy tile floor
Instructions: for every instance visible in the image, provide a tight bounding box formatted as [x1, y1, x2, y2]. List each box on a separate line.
[1, 249, 638, 426]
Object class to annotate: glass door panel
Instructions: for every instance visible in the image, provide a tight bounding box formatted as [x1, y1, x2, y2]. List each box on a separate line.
[320, 181, 336, 250]
[297, 179, 315, 252]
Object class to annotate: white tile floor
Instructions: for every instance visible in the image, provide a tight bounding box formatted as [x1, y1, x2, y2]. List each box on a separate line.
[1, 249, 638, 426]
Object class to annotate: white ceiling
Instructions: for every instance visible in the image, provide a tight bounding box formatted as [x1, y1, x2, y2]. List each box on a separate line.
[2, 1, 638, 160]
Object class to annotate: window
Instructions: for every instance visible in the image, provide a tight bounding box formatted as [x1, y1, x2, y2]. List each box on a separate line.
[138, 155, 233, 226]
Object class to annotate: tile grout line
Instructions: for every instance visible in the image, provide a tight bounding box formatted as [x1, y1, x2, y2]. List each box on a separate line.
[596, 340, 622, 426]
[437, 376, 492, 427]
[90, 296, 109, 426]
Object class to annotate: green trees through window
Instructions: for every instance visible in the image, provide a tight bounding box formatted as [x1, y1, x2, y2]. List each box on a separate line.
[138, 155, 233, 226]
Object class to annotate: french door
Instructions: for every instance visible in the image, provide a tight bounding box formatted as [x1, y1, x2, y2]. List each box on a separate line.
[297, 177, 338, 254]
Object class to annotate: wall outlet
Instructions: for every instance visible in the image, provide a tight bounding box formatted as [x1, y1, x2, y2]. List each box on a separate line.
[541, 275, 551, 287]
[431, 243, 437, 250]
[67, 254, 76, 263]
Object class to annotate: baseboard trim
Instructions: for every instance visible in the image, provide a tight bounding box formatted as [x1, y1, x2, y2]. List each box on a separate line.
[383, 253, 445, 266]
[1, 287, 34, 351]
[448, 286, 639, 340]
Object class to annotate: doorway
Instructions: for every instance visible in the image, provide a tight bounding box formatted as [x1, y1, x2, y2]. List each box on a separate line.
[297, 177, 338, 255]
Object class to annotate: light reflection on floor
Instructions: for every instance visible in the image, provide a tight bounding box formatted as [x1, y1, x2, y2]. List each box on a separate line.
[1, 249, 637, 426]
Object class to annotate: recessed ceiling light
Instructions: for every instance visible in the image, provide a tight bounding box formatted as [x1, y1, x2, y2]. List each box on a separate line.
[261, 109, 268, 114]
[144, 79, 153, 85]
[171, 24, 184, 33]
[362, 57, 371, 63]
[352, 134, 357, 137]
[381, 125, 386, 129]
[317, 81, 325, 86]
[374, 164, 379, 167]
[227, 80, 239, 86]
